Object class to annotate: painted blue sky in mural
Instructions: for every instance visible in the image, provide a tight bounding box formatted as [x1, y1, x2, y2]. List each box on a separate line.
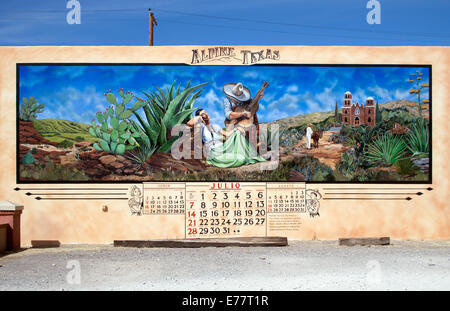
[19, 65, 430, 126]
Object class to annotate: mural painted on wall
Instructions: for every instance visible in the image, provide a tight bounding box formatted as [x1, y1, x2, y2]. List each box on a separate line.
[17, 65, 431, 183]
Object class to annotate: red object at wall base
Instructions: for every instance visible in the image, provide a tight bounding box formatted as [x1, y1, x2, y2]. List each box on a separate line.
[0, 201, 24, 251]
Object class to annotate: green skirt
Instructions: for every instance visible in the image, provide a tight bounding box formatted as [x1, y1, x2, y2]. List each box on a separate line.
[206, 131, 266, 168]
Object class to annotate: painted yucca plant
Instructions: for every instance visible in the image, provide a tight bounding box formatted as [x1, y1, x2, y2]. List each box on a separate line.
[133, 81, 207, 153]
[406, 118, 429, 157]
[366, 133, 408, 165]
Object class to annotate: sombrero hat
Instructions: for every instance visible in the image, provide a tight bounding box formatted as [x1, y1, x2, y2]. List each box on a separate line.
[223, 82, 251, 102]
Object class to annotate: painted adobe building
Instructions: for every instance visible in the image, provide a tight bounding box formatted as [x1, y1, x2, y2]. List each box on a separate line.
[342, 91, 376, 126]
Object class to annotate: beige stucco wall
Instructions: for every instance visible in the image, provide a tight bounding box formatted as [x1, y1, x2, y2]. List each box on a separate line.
[0, 46, 448, 245]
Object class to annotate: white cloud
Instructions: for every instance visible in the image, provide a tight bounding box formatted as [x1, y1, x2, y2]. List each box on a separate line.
[269, 109, 289, 121]
[314, 88, 336, 111]
[307, 79, 339, 112]
[53, 66, 87, 79]
[263, 92, 275, 102]
[287, 85, 299, 93]
[393, 89, 411, 101]
[195, 89, 223, 125]
[304, 98, 322, 113]
[367, 85, 392, 101]
[268, 93, 301, 111]
[264, 86, 337, 120]
[353, 88, 368, 104]
[363, 85, 425, 103]
[20, 67, 47, 88]
[196, 89, 220, 106]
[39, 86, 105, 124]
[242, 71, 259, 79]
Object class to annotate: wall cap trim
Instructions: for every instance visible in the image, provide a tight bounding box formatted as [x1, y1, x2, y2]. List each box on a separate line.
[0, 201, 24, 211]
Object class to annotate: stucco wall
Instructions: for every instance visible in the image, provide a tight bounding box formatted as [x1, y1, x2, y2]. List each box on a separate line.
[0, 46, 448, 245]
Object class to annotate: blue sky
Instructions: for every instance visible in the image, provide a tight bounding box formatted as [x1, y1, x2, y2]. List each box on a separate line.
[1, 0, 449, 46]
[19, 65, 430, 126]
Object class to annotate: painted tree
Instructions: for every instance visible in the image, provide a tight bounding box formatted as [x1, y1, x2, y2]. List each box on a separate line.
[375, 101, 381, 123]
[408, 70, 429, 117]
[334, 101, 338, 120]
[20, 96, 44, 121]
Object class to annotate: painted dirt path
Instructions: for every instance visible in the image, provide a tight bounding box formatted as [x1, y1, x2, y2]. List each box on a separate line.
[295, 131, 349, 170]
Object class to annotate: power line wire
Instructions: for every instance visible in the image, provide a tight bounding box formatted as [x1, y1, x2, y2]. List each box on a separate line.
[0, 16, 447, 44]
[1, 6, 449, 39]
[154, 8, 450, 39]
[156, 18, 448, 44]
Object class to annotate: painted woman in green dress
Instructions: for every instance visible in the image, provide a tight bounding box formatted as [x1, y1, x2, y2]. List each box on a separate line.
[187, 109, 266, 168]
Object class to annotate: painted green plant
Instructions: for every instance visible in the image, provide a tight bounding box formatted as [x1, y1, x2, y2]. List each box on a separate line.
[89, 89, 147, 155]
[337, 152, 357, 175]
[132, 81, 207, 153]
[366, 133, 408, 165]
[21, 152, 35, 165]
[20, 96, 45, 121]
[395, 158, 418, 175]
[125, 144, 157, 168]
[292, 155, 335, 182]
[406, 118, 429, 157]
[58, 139, 74, 149]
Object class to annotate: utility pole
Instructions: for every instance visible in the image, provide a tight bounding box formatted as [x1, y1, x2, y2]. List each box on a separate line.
[149, 8, 158, 46]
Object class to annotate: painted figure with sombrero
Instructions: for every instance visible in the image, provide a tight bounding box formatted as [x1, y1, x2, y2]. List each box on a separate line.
[223, 82, 265, 145]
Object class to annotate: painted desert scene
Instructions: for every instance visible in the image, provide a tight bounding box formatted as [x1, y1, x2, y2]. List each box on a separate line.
[18, 65, 430, 182]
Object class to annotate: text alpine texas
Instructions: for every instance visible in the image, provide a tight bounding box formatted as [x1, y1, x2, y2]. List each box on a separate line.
[191, 47, 280, 64]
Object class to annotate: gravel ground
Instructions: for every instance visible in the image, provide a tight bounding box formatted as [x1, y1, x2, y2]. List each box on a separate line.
[0, 240, 449, 291]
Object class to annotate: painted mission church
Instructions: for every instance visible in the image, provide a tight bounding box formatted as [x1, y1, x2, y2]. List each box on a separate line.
[342, 91, 376, 126]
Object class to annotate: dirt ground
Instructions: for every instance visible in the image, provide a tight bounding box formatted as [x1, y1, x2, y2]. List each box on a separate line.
[296, 131, 348, 170]
[0, 240, 449, 291]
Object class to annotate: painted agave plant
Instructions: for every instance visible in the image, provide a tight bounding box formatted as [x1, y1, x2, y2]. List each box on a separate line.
[132, 81, 207, 153]
[405, 118, 429, 157]
[366, 133, 408, 165]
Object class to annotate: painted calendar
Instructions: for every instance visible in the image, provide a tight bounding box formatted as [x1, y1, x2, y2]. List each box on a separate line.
[142, 182, 312, 238]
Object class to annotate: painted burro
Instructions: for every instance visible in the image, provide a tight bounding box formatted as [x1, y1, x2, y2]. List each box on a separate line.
[191, 46, 280, 64]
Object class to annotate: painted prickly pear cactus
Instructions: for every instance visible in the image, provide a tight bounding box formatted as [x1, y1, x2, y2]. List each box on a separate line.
[20, 96, 45, 121]
[89, 89, 147, 155]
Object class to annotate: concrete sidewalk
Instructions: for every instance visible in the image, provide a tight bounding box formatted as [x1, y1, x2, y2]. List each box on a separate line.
[0, 240, 449, 291]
